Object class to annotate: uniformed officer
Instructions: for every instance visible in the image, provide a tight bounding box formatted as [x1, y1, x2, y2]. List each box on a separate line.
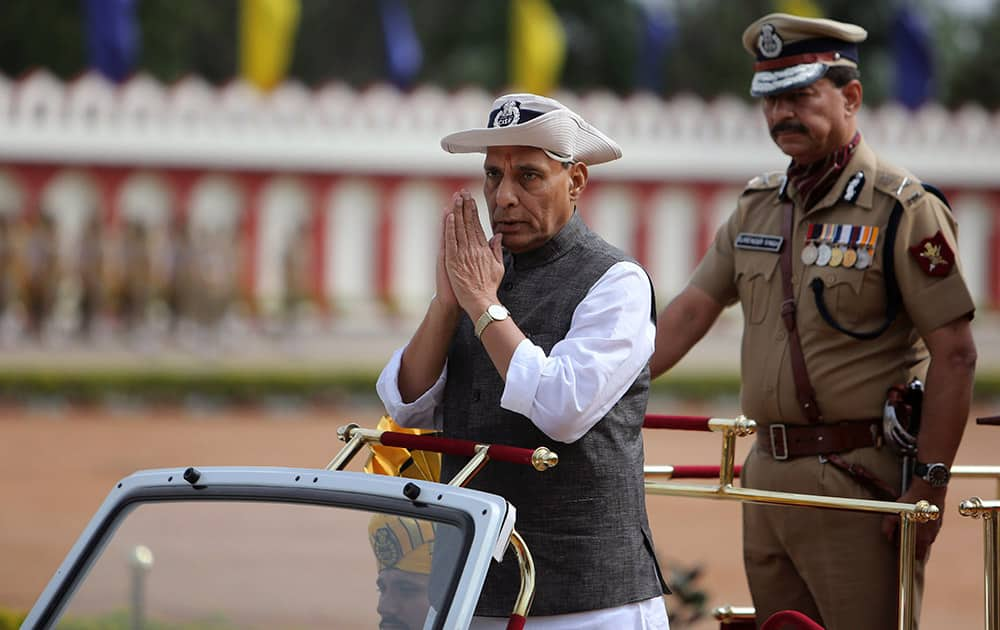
[650, 13, 978, 630]
[368, 514, 436, 630]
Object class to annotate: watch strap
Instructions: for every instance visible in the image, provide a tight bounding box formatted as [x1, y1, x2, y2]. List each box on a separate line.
[474, 305, 507, 339]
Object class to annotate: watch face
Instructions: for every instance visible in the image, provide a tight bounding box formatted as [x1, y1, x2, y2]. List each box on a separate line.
[927, 464, 950, 486]
[487, 304, 508, 320]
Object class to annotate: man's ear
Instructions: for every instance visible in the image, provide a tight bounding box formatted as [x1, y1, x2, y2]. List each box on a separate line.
[568, 162, 588, 201]
[843, 79, 863, 116]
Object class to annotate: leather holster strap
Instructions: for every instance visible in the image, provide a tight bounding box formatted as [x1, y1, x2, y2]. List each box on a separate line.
[758, 420, 882, 460]
[780, 201, 823, 423]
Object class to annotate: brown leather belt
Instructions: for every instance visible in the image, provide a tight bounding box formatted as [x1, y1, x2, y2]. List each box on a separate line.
[757, 420, 882, 460]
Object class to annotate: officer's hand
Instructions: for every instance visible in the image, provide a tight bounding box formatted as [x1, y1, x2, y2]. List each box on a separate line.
[880, 481, 946, 562]
[443, 190, 504, 318]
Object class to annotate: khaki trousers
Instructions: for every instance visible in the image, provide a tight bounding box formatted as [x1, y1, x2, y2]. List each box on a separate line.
[741, 445, 925, 630]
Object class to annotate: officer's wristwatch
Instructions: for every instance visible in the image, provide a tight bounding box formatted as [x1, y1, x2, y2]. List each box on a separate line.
[913, 461, 951, 488]
[474, 304, 509, 339]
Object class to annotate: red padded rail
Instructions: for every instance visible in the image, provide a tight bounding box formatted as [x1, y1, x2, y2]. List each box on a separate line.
[643, 414, 713, 431]
[379, 431, 537, 466]
[505, 614, 526, 630]
[670, 465, 743, 479]
[761, 609, 824, 630]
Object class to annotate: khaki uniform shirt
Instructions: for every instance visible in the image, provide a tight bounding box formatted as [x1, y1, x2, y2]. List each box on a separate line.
[692, 138, 975, 425]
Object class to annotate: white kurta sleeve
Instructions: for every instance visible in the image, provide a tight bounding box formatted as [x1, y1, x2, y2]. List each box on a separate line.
[500, 261, 655, 443]
[375, 346, 446, 430]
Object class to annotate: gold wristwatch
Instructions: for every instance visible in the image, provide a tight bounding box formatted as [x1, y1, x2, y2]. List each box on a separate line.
[474, 304, 509, 339]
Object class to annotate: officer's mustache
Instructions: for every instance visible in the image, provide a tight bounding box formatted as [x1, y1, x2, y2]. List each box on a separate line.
[770, 121, 810, 137]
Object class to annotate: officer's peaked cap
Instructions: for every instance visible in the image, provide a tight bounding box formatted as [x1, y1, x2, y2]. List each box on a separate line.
[742, 13, 867, 98]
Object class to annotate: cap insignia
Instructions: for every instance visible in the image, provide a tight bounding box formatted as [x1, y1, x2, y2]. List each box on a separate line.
[494, 100, 521, 128]
[757, 24, 783, 59]
[372, 526, 403, 570]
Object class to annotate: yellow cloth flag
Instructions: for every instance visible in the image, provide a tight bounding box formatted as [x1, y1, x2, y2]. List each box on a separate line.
[510, 0, 566, 95]
[776, 0, 823, 18]
[364, 416, 442, 482]
[240, 0, 301, 91]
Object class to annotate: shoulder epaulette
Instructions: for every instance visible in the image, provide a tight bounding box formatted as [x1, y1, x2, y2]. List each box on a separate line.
[744, 170, 784, 193]
[874, 167, 926, 208]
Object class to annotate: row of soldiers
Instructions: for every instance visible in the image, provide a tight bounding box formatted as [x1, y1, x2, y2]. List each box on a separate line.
[0, 211, 312, 343]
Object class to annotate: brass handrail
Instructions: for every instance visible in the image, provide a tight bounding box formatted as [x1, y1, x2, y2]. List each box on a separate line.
[508, 529, 536, 620]
[713, 604, 756, 624]
[644, 414, 937, 630]
[959, 498, 1000, 630]
[328, 423, 558, 486]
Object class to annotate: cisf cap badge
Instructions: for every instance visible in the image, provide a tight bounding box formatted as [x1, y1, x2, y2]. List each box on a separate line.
[494, 100, 521, 127]
[757, 23, 783, 58]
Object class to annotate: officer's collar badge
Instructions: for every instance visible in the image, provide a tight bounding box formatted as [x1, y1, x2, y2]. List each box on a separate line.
[909, 231, 955, 277]
[842, 171, 865, 203]
[757, 24, 783, 58]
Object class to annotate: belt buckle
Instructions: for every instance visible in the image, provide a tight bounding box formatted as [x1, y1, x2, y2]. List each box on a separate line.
[769, 424, 789, 461]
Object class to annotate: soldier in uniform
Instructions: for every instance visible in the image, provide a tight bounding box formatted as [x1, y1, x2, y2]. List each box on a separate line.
[368, 514, 436, 630]
[650, 14, 977, 630]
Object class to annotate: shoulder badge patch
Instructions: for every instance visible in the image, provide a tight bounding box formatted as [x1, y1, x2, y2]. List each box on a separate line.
[909, 231, 955, 277]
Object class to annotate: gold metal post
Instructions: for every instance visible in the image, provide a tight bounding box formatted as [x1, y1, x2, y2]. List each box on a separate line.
[326, 423, 369, 471]
[719, 428, 737, 488]
[508, 529, 536, 618]
[897, 504, 924, 630]
[712, 605, 756, 624]
[959, 497, 1000, 630]
[447, 444, 491, 487]
[643, 465, 675, 479]
[707, 415, 757, 436]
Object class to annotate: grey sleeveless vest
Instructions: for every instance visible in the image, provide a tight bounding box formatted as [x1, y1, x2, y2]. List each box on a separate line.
[442, 213, 666, 616]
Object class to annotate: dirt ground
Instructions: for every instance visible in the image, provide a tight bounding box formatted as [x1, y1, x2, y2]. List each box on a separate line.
[2, 399, 997, 629]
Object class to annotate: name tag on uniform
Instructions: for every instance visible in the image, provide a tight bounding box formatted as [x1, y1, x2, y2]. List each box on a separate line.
[735, 233, 783, 253]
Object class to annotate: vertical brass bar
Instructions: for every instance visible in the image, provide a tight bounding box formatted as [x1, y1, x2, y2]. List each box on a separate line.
[326, 432, 367, 471]
[986, 511, 999, 630]
[447, 445, 490, 487]
[898, 515, 916, 630]
[719, 429, 737, 487]
[508, 529, 536, 618]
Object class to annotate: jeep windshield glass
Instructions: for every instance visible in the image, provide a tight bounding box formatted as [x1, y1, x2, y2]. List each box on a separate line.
[52, 500, 465, 630]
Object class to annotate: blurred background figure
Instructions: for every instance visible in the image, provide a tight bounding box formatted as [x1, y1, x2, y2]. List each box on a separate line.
[75, 212, 105, 340]
[112, 219, 153, 336]
[281, 218, 315, 333]
[187, 222, 240, 343]
[154, 212, 192, 337]
[0, 214, 15, 331]
[17, 212, 58, 340]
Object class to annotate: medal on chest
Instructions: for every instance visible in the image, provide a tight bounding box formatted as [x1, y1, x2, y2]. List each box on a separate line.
[800, 223, 819, 265]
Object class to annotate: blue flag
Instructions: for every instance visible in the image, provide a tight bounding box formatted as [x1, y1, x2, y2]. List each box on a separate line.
[634, 0, 676, 93]
[892, 5, 934, 110]
[378, 0, 423, 88]
[83, 0, 140, 83]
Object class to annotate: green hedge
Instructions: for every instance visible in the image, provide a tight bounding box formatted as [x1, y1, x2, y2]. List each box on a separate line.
[1, 367, 999, 405]
[0, 609, 25, 630]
